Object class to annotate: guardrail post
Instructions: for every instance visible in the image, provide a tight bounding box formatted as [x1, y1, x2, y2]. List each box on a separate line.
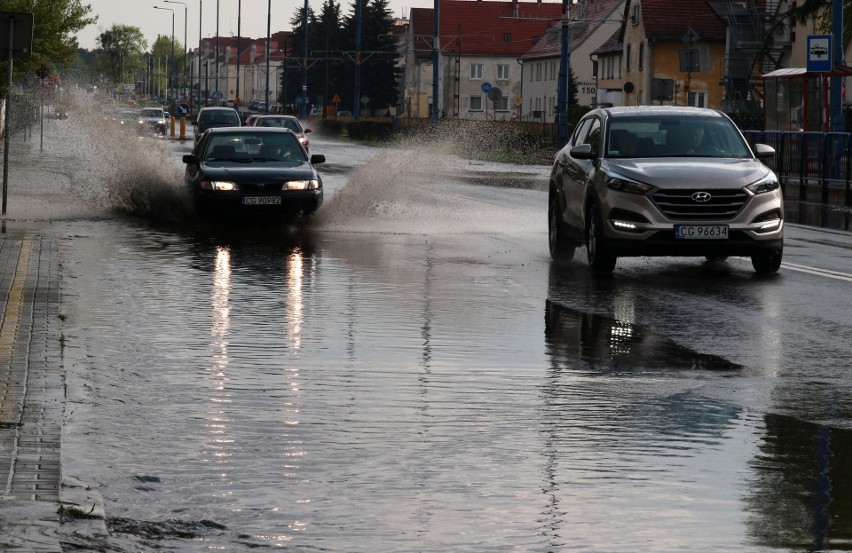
[170, 115, 176, 137]
[179, 117, 186, 139]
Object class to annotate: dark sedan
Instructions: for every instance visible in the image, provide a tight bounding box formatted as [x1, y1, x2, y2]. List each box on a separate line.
[182, 127, 325, 217]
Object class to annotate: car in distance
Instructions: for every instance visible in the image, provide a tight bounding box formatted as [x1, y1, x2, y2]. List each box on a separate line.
[182, 127, 325, 217]
[137, 107, 168, 135]
[193, 106, 241, 143]
[548, 106, 783, 274]
[246, 115, 312, 151]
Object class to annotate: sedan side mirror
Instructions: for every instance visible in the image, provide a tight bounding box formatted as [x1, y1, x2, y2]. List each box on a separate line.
[310, 154, 326, 165]
[182, 154, 198, 164]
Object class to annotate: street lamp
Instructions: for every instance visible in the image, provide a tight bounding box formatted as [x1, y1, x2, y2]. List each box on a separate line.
[163, 0, 188, 100]
[154, 5, 175, 102]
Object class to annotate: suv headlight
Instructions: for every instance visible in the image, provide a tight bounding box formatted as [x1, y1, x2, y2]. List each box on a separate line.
[605, 174, 654, 194]
[745, 175, 780, 195]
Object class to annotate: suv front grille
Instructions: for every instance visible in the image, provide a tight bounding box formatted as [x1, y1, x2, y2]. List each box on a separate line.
[652, 189, 748, 221]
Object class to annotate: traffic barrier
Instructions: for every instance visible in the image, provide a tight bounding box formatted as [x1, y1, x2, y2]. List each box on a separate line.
[170, 115, 175, 137]
[180, 117, 186, 140]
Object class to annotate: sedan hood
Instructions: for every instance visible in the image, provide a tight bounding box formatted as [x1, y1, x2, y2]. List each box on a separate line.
[604, 158, 772, 189]
[200, 161, 318, 181]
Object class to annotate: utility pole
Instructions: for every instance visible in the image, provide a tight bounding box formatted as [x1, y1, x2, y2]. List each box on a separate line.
[556, 0, 570, 148]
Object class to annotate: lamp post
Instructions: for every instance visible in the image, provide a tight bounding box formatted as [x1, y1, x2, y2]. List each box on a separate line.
[236, 0, 241, 103]
[164, 0, 188, 101]
[266, 0, 271, 113]
[154, 5, 175, 102]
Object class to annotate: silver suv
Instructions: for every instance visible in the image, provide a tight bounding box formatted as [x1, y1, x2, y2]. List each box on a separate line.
[548, 106, 783, 274]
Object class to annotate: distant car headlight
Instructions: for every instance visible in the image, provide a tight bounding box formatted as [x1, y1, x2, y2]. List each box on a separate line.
[745, 175, 780, 195]
[137, 119, 145, 125]
[605, 174, 654, 194]
[286, 179, 319, 190]
[298, 136, 308, 145]
[201, 180, 238, 191]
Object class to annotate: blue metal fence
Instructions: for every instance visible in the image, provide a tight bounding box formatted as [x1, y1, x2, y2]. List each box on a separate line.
[742, 130, 852, 205]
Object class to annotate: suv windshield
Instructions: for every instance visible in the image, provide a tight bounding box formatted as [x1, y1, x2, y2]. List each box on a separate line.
[200, 110, 240, 124]
[141, 109, 163, 118]
[606, 116, 752, 159]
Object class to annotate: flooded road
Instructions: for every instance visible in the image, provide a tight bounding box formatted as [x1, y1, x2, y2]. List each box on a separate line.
[5, 101, 852, 551]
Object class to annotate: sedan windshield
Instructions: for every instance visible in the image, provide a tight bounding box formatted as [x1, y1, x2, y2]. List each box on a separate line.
[255, 118, 302, 133]
[606, 116, 752, 159]
[203, 133, 305, 162]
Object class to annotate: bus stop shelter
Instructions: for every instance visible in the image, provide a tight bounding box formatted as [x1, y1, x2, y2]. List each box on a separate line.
[763, 67, 852, 132]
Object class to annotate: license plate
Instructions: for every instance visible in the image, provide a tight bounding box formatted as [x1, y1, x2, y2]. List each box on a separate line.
[243, 196, 281, 206]
[674, 224, 729, 239]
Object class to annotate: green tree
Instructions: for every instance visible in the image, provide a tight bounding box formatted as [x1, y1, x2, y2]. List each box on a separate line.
[0, 0, 96, 92]
[149, 34, 184, 97]
[95, 24, 147, 85]
[286, 3, 318, 111]
[340, 0, 398, 114]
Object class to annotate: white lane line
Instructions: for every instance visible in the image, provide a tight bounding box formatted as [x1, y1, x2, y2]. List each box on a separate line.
[781, 261, 852, 282]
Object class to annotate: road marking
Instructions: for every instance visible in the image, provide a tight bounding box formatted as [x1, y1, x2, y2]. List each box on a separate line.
[0, 239, 31, 359]
[781, 261, 852, 282]
[0, 237, 32, 497]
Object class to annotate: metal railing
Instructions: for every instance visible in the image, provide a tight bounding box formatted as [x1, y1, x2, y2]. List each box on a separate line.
[742, 130, 852, 206]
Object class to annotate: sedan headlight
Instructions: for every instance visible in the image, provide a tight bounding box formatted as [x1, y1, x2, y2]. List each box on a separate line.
[745, 175, 780, 195]
[201, 180, 238, 191]
[605, 174, 654, 194]
[286, 179, 319, 190]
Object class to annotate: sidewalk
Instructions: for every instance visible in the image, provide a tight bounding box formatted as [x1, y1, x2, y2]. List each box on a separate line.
[0, 127, 105, 551]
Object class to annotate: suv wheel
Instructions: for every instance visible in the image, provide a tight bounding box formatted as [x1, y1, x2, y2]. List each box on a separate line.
[548, 193, 575, 262]
[751, 248, 782, 274]
[586, 204, 617, 274]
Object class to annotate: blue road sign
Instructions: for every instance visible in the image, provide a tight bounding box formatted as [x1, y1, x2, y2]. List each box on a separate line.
[807, 35, 832, 73]
[481, 82, 492, 93]
[177, 103, 190, 116]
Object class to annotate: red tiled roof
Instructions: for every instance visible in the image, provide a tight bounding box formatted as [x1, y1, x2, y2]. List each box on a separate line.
[639, 0, 726, 41]
[439, 0, 563, 56]
[410, 1, 563, 57]
[520, 0, 624, 60]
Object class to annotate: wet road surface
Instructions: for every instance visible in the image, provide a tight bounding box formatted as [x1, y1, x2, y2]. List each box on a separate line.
[2, 99, 852, 551]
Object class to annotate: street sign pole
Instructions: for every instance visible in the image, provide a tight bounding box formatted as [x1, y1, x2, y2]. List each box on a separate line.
[0, 12, 33, 217]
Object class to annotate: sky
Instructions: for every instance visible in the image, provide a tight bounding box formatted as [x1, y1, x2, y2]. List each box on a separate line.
[75, 0, 433, 51]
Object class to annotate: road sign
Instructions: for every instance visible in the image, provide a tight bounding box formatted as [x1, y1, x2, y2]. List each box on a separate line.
[514, 97, 523, 106]
[807, 35, 832, 72]
[212, 90, 222, 100]
[0, 12, 33, 58]
[332, 94, 341, 103]
[177, 103, 190, 116]
[481, 82, 492, 94]
[361, 94, 370, 106]
[487, 87, 502, 102]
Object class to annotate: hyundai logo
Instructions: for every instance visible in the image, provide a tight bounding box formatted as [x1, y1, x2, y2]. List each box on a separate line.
[691, 191, 712, 203]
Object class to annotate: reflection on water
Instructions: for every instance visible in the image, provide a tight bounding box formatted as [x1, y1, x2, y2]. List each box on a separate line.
[746, 413, 852, 551]
[544, 299, 743, 372]
[785, 199, 852, 231]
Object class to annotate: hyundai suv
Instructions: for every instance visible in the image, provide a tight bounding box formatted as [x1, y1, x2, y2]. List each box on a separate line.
[548, 106, 783, 274]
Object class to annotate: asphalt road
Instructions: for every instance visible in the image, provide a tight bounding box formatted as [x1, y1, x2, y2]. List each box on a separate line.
[2, 102, 852, 551]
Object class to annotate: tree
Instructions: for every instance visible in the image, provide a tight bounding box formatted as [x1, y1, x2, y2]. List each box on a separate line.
[0, 0, 96, 93]
[95, 24, 147, 85]
[340, 0, 398, 114]
[149, 35, 185, 97]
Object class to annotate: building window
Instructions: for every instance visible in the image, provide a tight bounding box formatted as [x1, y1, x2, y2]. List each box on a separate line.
[504, 33, 512, 42]
[497, 64, 509, 81]
[470, 64, 483, 79]
[550, 61, 556, 81]
[688, 91, 707, 108]
[494, 96, 509, 111]
[626, 44, 631, 71]
[536, 62, 542, 82]
[639, 43, 644, 70]
[469, 95, 483, 111]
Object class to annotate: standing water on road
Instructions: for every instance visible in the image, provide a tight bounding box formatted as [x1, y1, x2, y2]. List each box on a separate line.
[4, 96, 852, 551]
